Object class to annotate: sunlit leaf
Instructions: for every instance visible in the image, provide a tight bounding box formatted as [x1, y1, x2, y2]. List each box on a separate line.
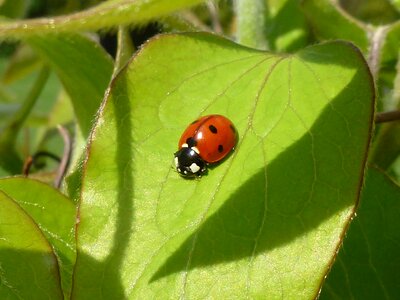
[72, 33, 374, 298]
[0, 190, 63, 299]
[0, 177, 76, 299]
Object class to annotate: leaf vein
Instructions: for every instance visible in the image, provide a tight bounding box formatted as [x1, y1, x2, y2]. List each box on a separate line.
[180, 56, 288, 297]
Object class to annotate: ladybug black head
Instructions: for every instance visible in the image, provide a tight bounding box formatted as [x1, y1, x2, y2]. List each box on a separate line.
[174, 147, 206, 178]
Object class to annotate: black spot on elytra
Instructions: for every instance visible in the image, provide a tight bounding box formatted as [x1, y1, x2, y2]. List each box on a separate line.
[218, 145, 224, 153]
[186, 137, 197, 147]
[209, 125, 218, 134]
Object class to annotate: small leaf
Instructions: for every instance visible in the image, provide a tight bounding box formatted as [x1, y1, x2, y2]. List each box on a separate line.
[320, 167, 400, 299]
[0, 190, 63, 299]
[74, 33, 374, 298]
[0, 177, 76, 299]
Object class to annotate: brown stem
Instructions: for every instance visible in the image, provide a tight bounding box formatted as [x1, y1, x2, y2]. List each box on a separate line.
[375, 110, 400, 123]
[54, 125, 72, 188]
[206, 0, 223, 34]
[367, 26, 389, 79]
[22, 156, 33, 176]
[22, 151, 61, 176]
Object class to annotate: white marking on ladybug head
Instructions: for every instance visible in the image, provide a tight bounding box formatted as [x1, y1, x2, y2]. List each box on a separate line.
[174, 157, 179, 167]
[191, 146, 200, 154]
[182, 143, 188, 148]
[183, 170, 188, 174]
[189, 163, 200, 173]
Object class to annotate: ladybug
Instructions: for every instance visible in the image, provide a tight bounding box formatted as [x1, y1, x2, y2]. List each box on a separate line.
[174, 114, 237, 177]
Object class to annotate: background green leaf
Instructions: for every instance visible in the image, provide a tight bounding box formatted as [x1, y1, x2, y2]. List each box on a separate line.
[381, 21, 400, 71]
[0, 66, 50, 173]
[265, 0, 310, 52]
[0, 0, 28, 19]
[73, 33, 374, 298]
[320, 167, 400, 299]
[302, 0, 369, 52]
[0, 190, 63, 299]
[338, 0, 400, 25]
[28, 34, 114, 138]
[25, 33, 119, 198]
[0, 177, 76, 299]
[1, 45, 41, 84]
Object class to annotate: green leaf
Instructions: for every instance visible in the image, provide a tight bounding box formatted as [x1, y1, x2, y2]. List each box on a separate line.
[302, 0, 369, 52]
[28, 34, 114, 137]
[0, 66, 50, 173]
[0, 0, 206, 39]
[370, 47, 400, 169]
[0, 55, 44, 105]
[2, 45, 41, 84]
[370, 121, 400, 169]
[0, 0, 28, 19]
[339, 0, 400, 25]
[392, 156, 400, 182]
[381, 21, 400, 69]
[64, 124, 86, 203]
[0, 190, 63, 299]
[265, 0, 310, 52]
[24, 35, 106, 190]
[46, 89, 74, 128]
[320, 167, 400, 299]
[0, 177, 76, 299]
[73, 33, 374, 298]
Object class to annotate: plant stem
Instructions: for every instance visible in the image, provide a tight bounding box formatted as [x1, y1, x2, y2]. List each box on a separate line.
[0, 0, 206, 39]
[367, 25, 389, 79]
[207, 0, 222, 34]
[55, 125, 72, 188]
[113, 26, 135, 75]
[178, 10, 212, 32]
[236, 0, 267, 50]
[375, 110, 400, 123]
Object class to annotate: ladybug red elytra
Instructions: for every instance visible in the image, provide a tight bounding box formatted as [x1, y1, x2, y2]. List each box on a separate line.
[174, 114, 237, 177]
